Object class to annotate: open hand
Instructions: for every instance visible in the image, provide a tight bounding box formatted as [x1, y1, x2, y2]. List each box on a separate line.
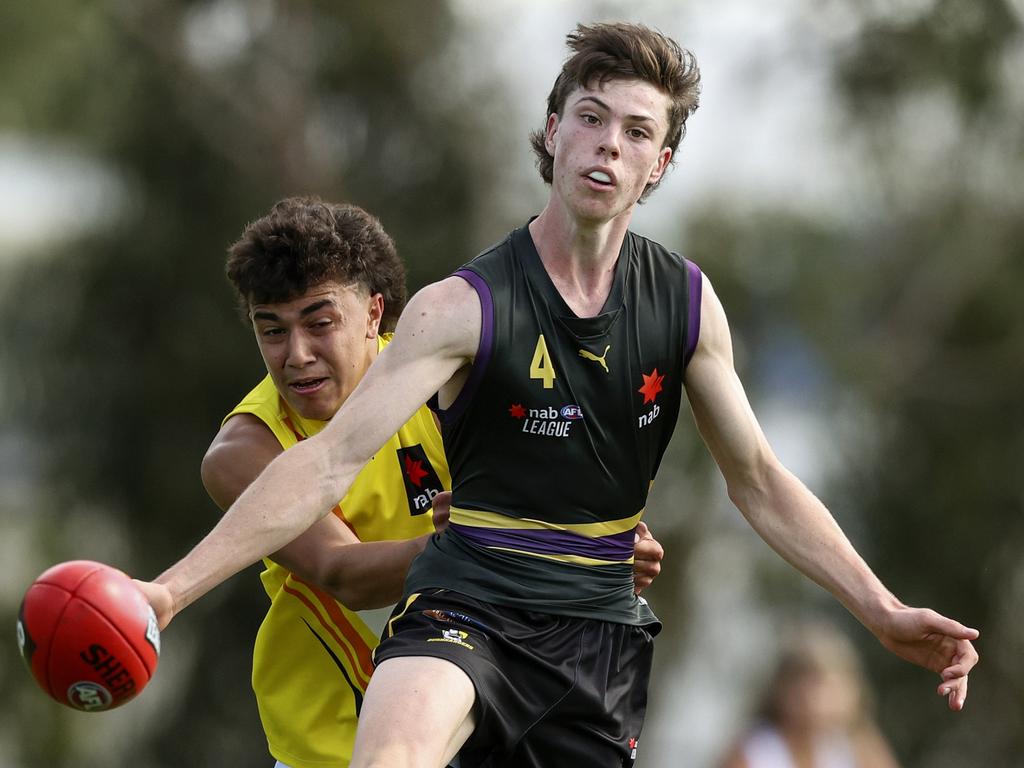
[876, 605, 979, 711]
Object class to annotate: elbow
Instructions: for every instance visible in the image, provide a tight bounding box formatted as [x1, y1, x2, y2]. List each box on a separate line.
[327, 584, 376, 611]
[726, 483, 759, 522]
[324, 579, 393, 611]
[309, 560, 369, 610]
[315, 563, 391, 611]
[725, 454, 784, 518]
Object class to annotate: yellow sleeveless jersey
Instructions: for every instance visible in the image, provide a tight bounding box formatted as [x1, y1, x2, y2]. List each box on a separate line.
[227, 335, 449, 768]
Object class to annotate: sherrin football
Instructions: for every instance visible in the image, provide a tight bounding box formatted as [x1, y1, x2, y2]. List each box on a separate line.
[17, 560, 160, 711]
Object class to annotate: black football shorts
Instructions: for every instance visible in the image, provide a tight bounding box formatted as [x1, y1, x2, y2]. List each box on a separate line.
[373, 588, 654, 768]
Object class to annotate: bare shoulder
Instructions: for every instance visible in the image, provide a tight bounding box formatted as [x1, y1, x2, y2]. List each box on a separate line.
[715, 743, 750, 768]
[851, 724, 901, 768]
[685, 272, 736, 396]
[392, 275, 481, 360]
[205, 413, 281, 463]
[402, 275, 480, 325]
[201, 413, 283, 511]
[693, 271, 732, 360]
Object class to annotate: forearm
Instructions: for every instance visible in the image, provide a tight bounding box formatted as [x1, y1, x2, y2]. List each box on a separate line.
[310, 535, 431, 610]
[158, 437, 360, 615]
[729, 461, 901, 632]
[686, 278, 979, 708]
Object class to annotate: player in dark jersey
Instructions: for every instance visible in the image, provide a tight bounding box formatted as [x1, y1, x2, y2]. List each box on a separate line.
[138, 21, 979, 768]
[199, 197, 665, 767]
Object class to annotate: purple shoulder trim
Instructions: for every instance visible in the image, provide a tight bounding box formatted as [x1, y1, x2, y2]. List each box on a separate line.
[434, 269, 494, 424]
[684, 259, 703, 366]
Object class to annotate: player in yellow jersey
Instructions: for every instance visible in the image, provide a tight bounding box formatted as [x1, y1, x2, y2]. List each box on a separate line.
[196, 196, 667, 768]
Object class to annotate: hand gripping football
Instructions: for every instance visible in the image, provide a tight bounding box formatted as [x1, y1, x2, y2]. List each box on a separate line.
[17, 560, 160, 711]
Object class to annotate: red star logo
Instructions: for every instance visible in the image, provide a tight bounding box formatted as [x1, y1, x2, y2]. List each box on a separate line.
[509, 403, 526, 419]
[638, 368, 665, 404]
[404, 455, 428, 487]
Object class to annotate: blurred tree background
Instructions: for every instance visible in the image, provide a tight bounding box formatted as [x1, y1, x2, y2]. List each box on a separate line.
[0, 1, 1020, 766]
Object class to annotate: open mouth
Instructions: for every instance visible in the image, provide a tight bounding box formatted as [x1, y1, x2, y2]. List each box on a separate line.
[289, 377, 327, 394]
[586, 170, 614, 188]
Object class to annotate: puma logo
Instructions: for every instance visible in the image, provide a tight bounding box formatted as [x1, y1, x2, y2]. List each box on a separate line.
[578, 345, 611, 373]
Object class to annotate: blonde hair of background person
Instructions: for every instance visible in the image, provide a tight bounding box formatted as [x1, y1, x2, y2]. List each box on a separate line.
[718, 623, 901, 768]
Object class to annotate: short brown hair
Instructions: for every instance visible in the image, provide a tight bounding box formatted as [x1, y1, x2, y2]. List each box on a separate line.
[225, 197, 407, 331]
[529, 22, 701, 202]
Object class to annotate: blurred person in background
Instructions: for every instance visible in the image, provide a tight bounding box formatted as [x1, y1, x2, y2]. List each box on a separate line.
[717, 622, 901, 768]
[201, 196, 666, 768]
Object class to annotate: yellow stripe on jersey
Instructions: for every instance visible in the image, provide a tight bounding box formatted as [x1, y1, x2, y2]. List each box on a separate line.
[384, 593, 421, 641]
[449, 505, 643, 538]
[481, 547, 633, 567]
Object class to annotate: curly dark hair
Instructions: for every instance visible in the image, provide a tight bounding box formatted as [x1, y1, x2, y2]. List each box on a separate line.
[529, 22, 701, 203]
[225, 197, 407, 332]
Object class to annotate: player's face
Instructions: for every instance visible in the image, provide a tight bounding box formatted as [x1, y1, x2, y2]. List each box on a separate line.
[250, 281, 383, 422]
[544, 78, 673, 224]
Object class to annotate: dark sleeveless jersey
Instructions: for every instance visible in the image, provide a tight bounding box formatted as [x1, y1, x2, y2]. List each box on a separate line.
[408, 222, 702, 627]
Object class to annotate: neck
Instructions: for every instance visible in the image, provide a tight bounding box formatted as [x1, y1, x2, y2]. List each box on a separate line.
[777, 722, 824, 767]
[528, 200, 634, 317]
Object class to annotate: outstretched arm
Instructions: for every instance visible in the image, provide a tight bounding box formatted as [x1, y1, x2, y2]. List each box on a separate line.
[139, 276, 480, 627]
[684, 273, 979, 710]
[198, 413, 430, 610]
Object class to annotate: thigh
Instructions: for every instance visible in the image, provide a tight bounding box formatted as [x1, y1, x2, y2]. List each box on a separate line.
[373, 591, 654, 768]
[501, 622, 654, 768]
[376, 590, 579, 765]
[352, 656, 476, 768]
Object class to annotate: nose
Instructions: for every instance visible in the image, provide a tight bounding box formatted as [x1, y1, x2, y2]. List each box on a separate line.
[598, 125, 620, 159]
[285, 331, 316, 368]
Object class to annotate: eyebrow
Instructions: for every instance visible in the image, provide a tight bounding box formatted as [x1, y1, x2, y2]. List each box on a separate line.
[575, 95, 659, 125]
[252, 298, 334, 322]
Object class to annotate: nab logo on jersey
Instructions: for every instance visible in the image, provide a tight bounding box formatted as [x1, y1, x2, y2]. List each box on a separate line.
[637, 368, 666, 429]
[508, 402, 580, 438]
[396, 445, 445, 516]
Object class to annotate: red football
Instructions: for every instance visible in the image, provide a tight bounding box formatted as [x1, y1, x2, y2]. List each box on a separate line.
[17, 560, 160, 711]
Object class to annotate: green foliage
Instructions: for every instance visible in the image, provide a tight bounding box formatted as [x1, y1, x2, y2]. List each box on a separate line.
[0, 1, 493, 765]
[2, 1, 1022, 765]
[637, 6, 1022, 765]
[836, 0, 1019, 114]
[833, 6, 1024, 761]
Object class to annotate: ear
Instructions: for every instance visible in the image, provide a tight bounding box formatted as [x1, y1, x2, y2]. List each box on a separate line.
[366, 293, 384, 339]
[544, 113, 559, 157]
[647, 146, 673, 185]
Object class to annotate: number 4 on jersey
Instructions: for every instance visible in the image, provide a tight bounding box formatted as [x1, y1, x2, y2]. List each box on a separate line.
[530, 334, 557, 389]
